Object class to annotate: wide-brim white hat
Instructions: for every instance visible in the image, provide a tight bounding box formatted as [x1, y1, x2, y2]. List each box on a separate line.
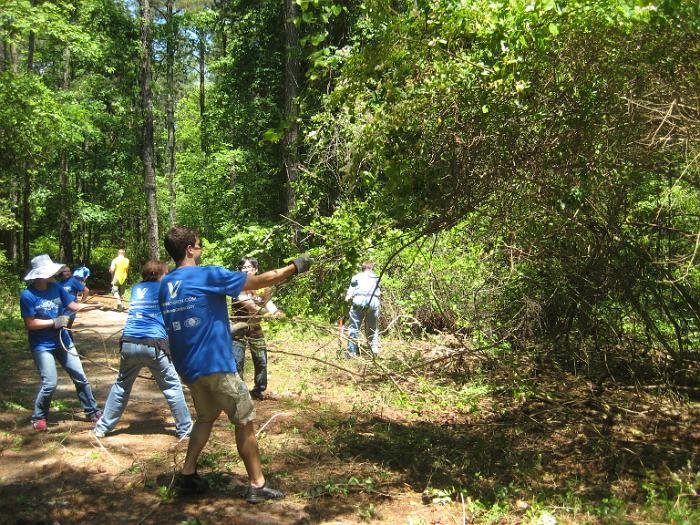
[24, 254, 65, 281]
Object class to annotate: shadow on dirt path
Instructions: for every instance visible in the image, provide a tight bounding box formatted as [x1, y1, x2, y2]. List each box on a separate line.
[0, 309, 324, 524]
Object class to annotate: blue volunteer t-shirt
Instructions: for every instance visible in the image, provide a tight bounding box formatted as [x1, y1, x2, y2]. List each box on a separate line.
[59, 277, 86, 302]
[158, 265, 246, 384]
[123, 281, 167, 340]
[73, 266, 91, 279]
[20, 282, 74, 351]
[59, 277, 86, 320]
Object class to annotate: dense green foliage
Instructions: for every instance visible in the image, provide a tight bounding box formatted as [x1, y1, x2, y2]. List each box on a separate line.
[1, 0, 698, 386]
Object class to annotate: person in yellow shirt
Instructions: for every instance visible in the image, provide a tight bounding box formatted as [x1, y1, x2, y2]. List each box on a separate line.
[109, 248, 130, 311]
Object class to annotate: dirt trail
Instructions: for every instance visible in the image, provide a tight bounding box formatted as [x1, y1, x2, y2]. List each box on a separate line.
[1, 309, 458, 524]
[2, 308, 696, 524]
[0, 309, 315, 524]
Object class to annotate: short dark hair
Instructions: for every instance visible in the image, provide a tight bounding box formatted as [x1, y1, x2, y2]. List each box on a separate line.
[164, 226, 199, 263]
[237, 256, 258, 270]
[141, 260, 169, 281]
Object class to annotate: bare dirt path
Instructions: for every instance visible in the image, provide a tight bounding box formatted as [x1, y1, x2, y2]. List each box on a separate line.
[0, 310, 314, 524]
[0, 309, 461, 524]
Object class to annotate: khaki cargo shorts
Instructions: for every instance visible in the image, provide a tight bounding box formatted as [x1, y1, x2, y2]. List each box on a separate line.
[189, 372, 256, 426]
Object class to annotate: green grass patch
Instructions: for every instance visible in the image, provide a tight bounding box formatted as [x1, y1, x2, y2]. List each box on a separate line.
[389, 377, 491, 414]
[1, 399, 30, 412]
[303, 475, 378, 498]
[50, 399, 80, 411]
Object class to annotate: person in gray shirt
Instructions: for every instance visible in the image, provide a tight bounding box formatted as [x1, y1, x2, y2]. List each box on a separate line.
[345, 261, 381, 357]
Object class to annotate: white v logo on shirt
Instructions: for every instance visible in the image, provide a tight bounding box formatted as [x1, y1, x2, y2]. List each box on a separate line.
[168, 281, 182, 299]
[136, 287, 148, 300]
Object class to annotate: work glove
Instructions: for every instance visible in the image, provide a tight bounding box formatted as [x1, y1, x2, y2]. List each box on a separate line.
[287, 253, 312, 274]
[231, 322, 249, 336]
[82, 304, 102, 311]
[52, 316, 70, 329]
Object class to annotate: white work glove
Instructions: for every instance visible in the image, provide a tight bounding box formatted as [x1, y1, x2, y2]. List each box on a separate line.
[52, 316, 70, 329]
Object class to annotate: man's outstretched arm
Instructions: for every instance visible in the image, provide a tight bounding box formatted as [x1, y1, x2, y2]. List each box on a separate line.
[242, 254, 311, 291]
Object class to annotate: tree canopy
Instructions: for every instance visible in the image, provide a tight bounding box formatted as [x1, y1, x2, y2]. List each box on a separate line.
[1, 0, 698, 387]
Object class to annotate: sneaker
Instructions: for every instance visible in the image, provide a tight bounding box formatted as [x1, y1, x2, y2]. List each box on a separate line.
[250, 390, 264, 401]
[32, 419, 47, 431]
[246, 483, 284, 504]
[90, 410, 103, 423]
[174, 472, 209, 495]
[93, 428, 106, 438]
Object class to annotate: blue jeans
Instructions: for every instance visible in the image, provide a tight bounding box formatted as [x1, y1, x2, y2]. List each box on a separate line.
[347, 300, 380, 356]
[232, 335, 268, 395]
[95, 342, 192, 437]
[32, 346, 101, 421]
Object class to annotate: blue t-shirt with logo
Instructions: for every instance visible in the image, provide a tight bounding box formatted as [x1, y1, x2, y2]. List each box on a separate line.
[58, 277, 86, 320]
[158, 265, 246, 384]
[123, 281, 167, 340]
[59, 277, 86, 302]
[73, 266, 91, 279]
[20, 283, 74, 352]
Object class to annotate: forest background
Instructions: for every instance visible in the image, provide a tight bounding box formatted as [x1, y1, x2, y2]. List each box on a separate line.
[0, 0, 698, 523]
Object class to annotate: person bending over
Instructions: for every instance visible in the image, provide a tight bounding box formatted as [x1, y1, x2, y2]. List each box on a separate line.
[345, 261, 381, 357]
[57, 265, 89, 329]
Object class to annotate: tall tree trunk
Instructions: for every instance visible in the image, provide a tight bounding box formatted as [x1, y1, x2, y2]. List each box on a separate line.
[283, 0, 300, 216]
[140, 0, 159, 259]
[196, 26, 211, 238]
[1, 40, 18, 262]
[198, 28, 207, 160]
[0, 40, 7, 72]
[214, 0, 227, 57]
[58, 47, 73, 263]
[165, 0, 177, 228]
[5, 175, 19, 263]
[21, 170, 29, 268]
[21, 1, 37, 267]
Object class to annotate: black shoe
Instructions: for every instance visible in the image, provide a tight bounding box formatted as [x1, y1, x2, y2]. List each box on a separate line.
[250, 390, 264, 401]
[246, 483, 284, 504]
[174, 472, 209, 495]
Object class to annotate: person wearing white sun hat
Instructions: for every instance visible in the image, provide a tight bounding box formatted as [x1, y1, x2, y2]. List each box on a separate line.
[20, 254, 102, 431]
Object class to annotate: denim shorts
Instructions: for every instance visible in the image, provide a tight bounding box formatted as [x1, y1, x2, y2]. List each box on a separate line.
[189, 372, 256, 426]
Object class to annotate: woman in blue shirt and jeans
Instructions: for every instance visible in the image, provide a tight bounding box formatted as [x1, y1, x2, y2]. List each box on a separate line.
[20, 254, 102, 431]
[94, 260, 192, 439]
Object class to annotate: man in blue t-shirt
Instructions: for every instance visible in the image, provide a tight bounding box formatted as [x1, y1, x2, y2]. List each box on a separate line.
[159, 226, 311, 502]
[57, 265, 90, 328]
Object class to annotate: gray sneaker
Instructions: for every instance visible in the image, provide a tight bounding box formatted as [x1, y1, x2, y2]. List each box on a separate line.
[246, 483, 284, 504]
